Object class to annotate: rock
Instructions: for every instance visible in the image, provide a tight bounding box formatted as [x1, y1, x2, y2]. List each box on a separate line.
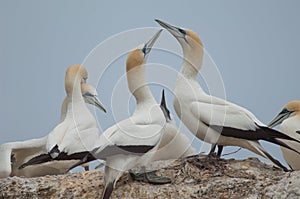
[264, 172, 300, 198]
[0, 155, 298, 198]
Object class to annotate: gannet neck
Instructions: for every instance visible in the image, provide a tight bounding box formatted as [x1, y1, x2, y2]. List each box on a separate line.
[126, 48, 156, 105]
[180, 60, 200, 79]
[60, 97, 68, 122]
[180, 38, 204, 79]
[65, 78, 83, 103]
[127, 63, 155, 105]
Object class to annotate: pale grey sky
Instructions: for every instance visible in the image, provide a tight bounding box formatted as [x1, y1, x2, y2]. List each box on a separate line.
[1, 0, 300, 168]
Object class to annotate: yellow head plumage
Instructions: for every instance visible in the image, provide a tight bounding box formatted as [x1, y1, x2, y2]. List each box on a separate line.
[126, 48, 145, 73]
[285, 100, 300, 112]
[65, 64, 88, 95]
[185, 29, 203, 47]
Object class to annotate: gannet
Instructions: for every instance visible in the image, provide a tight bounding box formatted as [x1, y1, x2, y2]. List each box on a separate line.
[18, 65, 106, 170]
[93, 30, 169, 199]
[156, 19, 300, 171]
[268, 101, 300, 170]
[0, 83, 105, 178]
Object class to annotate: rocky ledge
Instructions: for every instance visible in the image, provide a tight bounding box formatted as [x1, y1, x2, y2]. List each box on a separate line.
[1, 155, 300, 198]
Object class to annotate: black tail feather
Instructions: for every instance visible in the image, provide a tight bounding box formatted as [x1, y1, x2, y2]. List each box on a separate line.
[271, 138, 300, 156]
[259, 125, 300, 144]
[210, 124, 300, 155]
[259, 126, 300, 155]
[19, 153, 52, 169]
[260, 149, 289, 171]
[102, 181, 115, 199]
[19, 151, 94, 170]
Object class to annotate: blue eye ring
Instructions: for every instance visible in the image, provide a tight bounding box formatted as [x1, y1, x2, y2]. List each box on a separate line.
[142, 46, 146, 54]
[142, 46, 150, 56]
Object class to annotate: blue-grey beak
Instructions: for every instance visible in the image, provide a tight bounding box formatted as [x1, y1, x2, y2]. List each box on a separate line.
[155, 19, 187, 41]
[142, 29, 163, 58]
[83, 93, 106, 113]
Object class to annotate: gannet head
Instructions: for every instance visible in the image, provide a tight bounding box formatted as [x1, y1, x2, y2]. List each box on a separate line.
[81, 83, 107, 113]
[126, 29, 162, 72]
[65, 64, 88, 94]
[155, 19, 202, 48]
[268, 100, 300, 128]
[155, 19, 203, 72]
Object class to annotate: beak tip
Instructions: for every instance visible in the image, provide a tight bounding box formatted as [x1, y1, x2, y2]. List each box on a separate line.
[156, 29, 163, 36]
[99, 105, 107, 113]
[155, 19, 163, 26]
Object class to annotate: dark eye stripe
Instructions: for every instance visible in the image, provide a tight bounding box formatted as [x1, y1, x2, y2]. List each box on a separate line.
[178, 28, 186, 35]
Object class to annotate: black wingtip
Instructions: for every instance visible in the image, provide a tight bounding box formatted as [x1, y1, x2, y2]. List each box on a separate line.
[160, 89, 166, 106]
[259, 125, 300, 143]
[19, 145, 60, 169]
[259, 125, 300, 155]
[102, 181, 115, 199]
[19, 153, 52, 169]
[160, 89, 171, 121]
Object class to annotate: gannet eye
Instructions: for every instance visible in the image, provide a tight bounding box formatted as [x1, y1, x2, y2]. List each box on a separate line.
[282, 108, 289, 113]
[142, 46, 150, 56]
[82, 78, 87, 83]
[178, 28, 186, 35]
[282, 108, 293, 114]
[142, 47, 146, 54]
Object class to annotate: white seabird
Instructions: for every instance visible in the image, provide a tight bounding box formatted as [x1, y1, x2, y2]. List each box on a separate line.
[268, 100, 300, 170]
[94, 30, 169, 199]
[17, 65, 106, 170]
[0, 83, 106, 178]
[155, 19, 300, 171]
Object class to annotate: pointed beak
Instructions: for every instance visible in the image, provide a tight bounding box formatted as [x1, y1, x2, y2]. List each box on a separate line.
[268, 108, 292, 128]
[155, 19, 186, 40]
[83, 94, 107, 113]
[142, 29, 163, 57]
